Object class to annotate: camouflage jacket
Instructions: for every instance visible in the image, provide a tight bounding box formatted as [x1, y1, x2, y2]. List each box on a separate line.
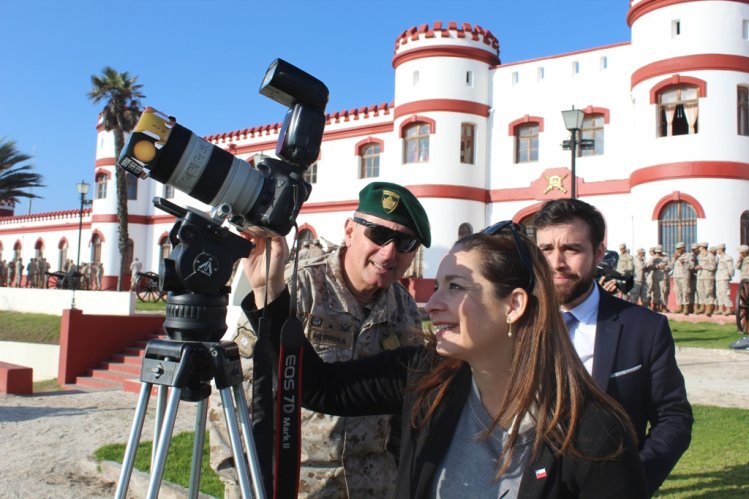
[235, 247, 423, 498]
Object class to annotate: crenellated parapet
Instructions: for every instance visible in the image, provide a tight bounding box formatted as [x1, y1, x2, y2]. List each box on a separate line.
[393, 21, 500, 68]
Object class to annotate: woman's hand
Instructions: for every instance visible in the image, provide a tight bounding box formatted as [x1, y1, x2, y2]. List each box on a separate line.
[241, 234, 289, 309]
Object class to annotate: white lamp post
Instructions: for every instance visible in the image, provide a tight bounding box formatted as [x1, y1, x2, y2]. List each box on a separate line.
[71, 180, 90, 308]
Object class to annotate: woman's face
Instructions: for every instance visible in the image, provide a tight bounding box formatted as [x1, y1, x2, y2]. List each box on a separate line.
[425, 248, 513, 367]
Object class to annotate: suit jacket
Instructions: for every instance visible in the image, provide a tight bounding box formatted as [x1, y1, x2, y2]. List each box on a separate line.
[246, 289, 647, 499]
[594, 287, 693, 495]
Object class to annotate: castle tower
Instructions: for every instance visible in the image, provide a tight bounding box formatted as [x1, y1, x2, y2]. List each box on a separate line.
[392, 21, 500, 259]
[628, 0, 749, 252]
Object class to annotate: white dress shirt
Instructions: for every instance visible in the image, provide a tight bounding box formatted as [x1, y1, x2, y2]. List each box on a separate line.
[562, 284, 600, 375]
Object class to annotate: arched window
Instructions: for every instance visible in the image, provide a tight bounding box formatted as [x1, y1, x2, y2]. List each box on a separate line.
[460, 123, 476, 164]
[359, 143, 381, 178]
[580, 114, 604, 156]
[95, 172, 108, 199]
[403, 122, 430, 163]
[658, 201, 698, 256]
[741, 210, 749, 246]
[126, 173, 138, 200]
[515, 123, 539, 163]
[159, 234, 172, 263]
[739, 86, 749, 136]
[58, 239, 68, 271]
[658, 85, 699, 137]
[91, 233, 102, 263]
[34, 239, 44, 258]
[458, 223, 473, 239]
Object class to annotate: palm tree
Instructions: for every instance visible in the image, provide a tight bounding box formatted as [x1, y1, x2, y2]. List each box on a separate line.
[88, 67, 145, 291]
[0, 138, 44, 206]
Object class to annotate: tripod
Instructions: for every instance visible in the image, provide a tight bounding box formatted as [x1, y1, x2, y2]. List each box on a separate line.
[115, 198, 267, 498]
[114, 337, 265, 499]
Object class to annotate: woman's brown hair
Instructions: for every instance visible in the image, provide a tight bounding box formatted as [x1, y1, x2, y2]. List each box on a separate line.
[409, 230, 635, 476]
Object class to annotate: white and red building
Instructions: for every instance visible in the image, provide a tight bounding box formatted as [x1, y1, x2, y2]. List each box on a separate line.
[2, 0, 748, 297]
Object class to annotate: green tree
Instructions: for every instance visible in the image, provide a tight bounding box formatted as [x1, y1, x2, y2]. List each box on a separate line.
[0, 138, 44, 205]
[88, 67, 145, 291]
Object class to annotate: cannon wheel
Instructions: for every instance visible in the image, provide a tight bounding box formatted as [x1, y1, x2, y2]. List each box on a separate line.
[135, 272, 163, 303]
[46, 273, 61, 289]
[736, 279, 749, 334]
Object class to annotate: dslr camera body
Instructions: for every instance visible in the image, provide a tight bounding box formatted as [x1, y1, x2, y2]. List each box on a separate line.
[117, 59, 329, 237]
[596, 250, 634, 295]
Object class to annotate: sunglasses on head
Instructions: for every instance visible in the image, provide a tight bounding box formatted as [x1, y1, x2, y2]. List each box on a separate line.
[481, 220, 535, 291]
[352, 217, 420, 253]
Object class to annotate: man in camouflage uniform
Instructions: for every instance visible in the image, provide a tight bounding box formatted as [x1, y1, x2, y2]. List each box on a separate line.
[616, 243, 634, 301]
[715, 243, 735, 315]
[209, 182, 431, 498]
[739, 245, 749, 280]
[694, 242, 717, 315]
[671, 242, 695, 314]
[646, 247, 665, 311]
[629, 248, 650, 306]
[656, 246, 671, 312]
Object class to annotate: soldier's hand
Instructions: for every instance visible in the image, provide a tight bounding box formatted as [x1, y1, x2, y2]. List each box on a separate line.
[240, 234, 288, 308]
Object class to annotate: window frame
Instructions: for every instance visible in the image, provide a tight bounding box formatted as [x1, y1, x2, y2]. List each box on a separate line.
[657, 84, 700, 137]
[738, 86, 749, 136]
[403, 122, 431, 164]
[515, 123, 539, 163]
[359, 142, 381, 179]
[580, 114, 605, 157]
[94, 173, 108, 200]
[460, 123, 476, 165]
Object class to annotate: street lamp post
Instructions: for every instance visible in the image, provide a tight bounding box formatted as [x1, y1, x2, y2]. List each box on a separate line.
[561, 106, 595, 198]
[71, 180, 91, 309]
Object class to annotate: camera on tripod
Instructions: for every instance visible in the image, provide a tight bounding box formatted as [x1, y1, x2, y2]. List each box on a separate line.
[596, 250, 634, 294]
[117, 58, 329, 237]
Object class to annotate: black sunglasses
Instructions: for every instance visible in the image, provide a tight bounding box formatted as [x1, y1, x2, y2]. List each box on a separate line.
[352, 217, 420, 253]
[482, 220, 535, 291]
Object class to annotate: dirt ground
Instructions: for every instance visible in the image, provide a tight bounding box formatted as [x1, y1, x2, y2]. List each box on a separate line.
[0, 346, 747, 498]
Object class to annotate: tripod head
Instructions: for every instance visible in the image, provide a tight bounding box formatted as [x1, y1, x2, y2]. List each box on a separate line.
[154, 197, 253, 342]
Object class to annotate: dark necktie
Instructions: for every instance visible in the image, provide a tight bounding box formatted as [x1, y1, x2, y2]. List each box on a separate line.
[562, 311, 578, 340]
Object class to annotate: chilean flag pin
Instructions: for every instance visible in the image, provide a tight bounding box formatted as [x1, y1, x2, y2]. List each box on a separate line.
[535, 468, 547, 479]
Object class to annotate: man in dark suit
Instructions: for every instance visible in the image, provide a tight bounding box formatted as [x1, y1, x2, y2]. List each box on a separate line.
[534, 198, 693, 497]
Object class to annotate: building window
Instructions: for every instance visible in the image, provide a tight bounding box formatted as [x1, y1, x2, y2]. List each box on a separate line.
[359, 143, 381, 178]
[403, 123, 430, 163]
[460, 123, 476, 164]
[572, 61, 580, 75]
[413, 71, 419, 86]
[458, 223, 474, 239]
[671, 20, 681, 37]
[126, 173, 138, 200]
[739, 86, 749, 136]
[600, 56, 608, 70]
[163, 184, 175, 199]
[465, 71, 474, 87]
[91, 234, 102, 263]
[95, 173, 108, 199]
[658, 85, 699, 137]
[159, 235, 172, 263]
[515, 123, 539, 163]
[537, 67, 544, 81]
[304, 162, 318, 184]
[580, 114, 605, 156]
[743, 20, 749, 40]
[512, 71, 519, 85]
[659, 200, 697, 256]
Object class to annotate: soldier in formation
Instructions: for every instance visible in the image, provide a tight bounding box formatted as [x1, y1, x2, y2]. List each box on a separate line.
[616, 243, 634, 301]
[739, 245, 749, 280]
[714, 243, 734, 315]
[694, 242, 717, 316]
[671, 242, 695, 314]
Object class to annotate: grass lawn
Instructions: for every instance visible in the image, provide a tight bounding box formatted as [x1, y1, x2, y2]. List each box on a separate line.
[135, 300, 166, 313]
[656, 405, 749, 497]
[0, 310, 60, 344]
[94, 431, 223, 498]
[669, 320, 744, 349]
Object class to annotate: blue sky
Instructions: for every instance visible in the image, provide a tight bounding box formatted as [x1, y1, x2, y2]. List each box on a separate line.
[1, 0, 631, 214]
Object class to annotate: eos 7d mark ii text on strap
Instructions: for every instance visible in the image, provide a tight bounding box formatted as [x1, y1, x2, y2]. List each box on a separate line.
[274, 234, 305, 499]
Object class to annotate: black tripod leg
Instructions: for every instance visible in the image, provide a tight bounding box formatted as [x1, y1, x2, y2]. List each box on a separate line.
[147, 386, 183, 498]
[187, 398, 209, 499]
[115, 381, 153, 499]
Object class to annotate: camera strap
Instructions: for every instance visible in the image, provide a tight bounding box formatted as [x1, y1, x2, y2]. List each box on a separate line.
[273, 235, 303, 499]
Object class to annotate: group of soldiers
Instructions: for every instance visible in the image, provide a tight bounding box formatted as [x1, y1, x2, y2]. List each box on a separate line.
[616, 242, 749, 316]
[0, 257, 51, 288]
[0, 257, 104, 290]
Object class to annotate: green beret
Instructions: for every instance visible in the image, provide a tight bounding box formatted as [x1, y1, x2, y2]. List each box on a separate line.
[356, 182, 431, 247]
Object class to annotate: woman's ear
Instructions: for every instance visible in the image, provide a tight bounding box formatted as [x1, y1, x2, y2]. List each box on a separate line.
[506, 288, 528, 324]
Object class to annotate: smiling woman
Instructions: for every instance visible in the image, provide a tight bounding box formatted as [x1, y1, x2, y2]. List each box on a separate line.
[243, 226, 648, 498]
